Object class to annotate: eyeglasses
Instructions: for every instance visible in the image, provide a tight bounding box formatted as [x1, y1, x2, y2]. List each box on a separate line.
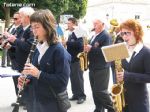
[31, 26, 40, 30]
[120, 32, 131, 37]
[13, 18, 18, 20]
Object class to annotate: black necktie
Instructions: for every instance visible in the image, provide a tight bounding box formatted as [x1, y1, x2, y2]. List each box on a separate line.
[131, 51, 136, 60]
[90, 36, 94, 44]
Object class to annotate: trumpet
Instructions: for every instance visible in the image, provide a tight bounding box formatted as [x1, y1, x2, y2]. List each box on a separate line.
[12, 37, 38, 112]
[77, 36, 88, 71]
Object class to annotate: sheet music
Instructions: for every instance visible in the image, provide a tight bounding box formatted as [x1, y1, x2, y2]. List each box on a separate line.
[73, 26, 87, 38]
[0, 67, 21, 78]
[101, 42, 129, 62]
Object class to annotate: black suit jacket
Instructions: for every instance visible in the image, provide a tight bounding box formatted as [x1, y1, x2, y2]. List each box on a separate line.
[13, 26, 34, 72]
[8, 25, 23, 60]
[66, 32, 83, 63]
[122, 46, 150, 112]
[88, 30, 111, 70]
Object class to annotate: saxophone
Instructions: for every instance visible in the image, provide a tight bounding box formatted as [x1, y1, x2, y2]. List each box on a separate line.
[111, 60, 125, 112]
[77, 36, 88, 71]
[108, 19, 125, 112]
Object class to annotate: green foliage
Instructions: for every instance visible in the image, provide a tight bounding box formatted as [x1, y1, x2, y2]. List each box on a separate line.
[0, 0, 87, 24]
[64, 0, 88, 19]
[0, 0, 30, 19]
[31, 0, 69, 21]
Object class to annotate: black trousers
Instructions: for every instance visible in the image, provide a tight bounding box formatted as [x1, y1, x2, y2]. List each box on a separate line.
[1, 49, 11, 66]
[89, 68, 115, 112]
[11, 60, 26, 104]
[70, 61, 86, 99]
[11, 60, 20, 95]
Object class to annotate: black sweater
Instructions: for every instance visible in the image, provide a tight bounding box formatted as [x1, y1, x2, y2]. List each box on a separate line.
[88, 30, 111, 70]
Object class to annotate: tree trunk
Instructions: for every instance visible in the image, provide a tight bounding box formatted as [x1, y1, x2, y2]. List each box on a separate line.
[3, 7, 10, 29]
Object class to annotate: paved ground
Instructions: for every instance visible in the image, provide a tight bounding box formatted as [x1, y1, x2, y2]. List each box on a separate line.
[0, 67, 150, 112]
[0, 67, 113, 112]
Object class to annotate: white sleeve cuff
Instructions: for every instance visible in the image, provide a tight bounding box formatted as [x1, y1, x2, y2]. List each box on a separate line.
[37, 71, 41, 79]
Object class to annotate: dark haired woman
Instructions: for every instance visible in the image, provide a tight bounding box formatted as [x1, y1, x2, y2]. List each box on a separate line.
[117, 19, 150, 112]
[18, 9, 71, 112]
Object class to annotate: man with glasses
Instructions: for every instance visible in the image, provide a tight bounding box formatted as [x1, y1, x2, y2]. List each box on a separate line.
[1, 13, 20, 67]
[3, 7, 34, 109]
[3, 12, 24, 106]
[1, 12, 23, 67]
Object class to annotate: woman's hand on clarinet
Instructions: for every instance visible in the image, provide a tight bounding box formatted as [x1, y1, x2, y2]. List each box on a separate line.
[22, 63, 41, 79]
[116, 71, 124, 82]
[18, 76, 30, 88]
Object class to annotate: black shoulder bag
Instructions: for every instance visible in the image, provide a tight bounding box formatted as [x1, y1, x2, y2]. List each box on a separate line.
[48, 86, 71, 112]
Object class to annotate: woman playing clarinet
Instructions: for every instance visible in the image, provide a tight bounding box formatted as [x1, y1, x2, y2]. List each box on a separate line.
[18, 9, 71, 112]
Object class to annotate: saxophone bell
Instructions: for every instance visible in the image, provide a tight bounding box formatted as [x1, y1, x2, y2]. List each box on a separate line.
[77, 36, 88, 71]
[77, 52, 88, 71]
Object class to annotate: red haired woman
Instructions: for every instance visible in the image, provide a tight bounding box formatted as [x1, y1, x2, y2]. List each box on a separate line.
[117, 19, 150, 112]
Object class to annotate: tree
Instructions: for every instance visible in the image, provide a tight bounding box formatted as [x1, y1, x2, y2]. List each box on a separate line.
[0, 0, 28, 28]
[64, 0, 88, 19]
[29, 0, 69, 21]
[0, 0, 87, 28]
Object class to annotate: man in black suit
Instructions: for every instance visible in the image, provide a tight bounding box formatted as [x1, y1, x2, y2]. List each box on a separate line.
[4, 7, 34, 107]
[7, 7, 34, 72]
[4, 12, 23, 97]
[1, 12, 21, 67]
[65, 17, 86, 104]
[84, 18, 115, 112]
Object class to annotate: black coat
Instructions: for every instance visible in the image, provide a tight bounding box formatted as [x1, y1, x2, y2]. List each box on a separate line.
[8, 25, 23, 60]
[88, 30, 111, 70]
[122, 46, 150, 112]
[13, 26, 34, 72]
[66, 32, 83, 63]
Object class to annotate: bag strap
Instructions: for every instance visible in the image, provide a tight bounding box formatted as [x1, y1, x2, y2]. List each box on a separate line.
[48, 85, 57, 98]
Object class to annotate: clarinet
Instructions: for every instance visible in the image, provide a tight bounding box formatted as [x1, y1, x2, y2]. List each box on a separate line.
[12, 37, 38, 112]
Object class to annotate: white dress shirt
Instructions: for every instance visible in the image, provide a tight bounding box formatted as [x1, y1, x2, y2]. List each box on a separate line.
[126, 42, 143, 62]
[23, 25, 30, 31]
[90, 30, 104, 44]
[36, 41, 49, 63]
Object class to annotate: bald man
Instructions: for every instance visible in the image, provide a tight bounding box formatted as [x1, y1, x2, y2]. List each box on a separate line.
[84, 19, 115, 112]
